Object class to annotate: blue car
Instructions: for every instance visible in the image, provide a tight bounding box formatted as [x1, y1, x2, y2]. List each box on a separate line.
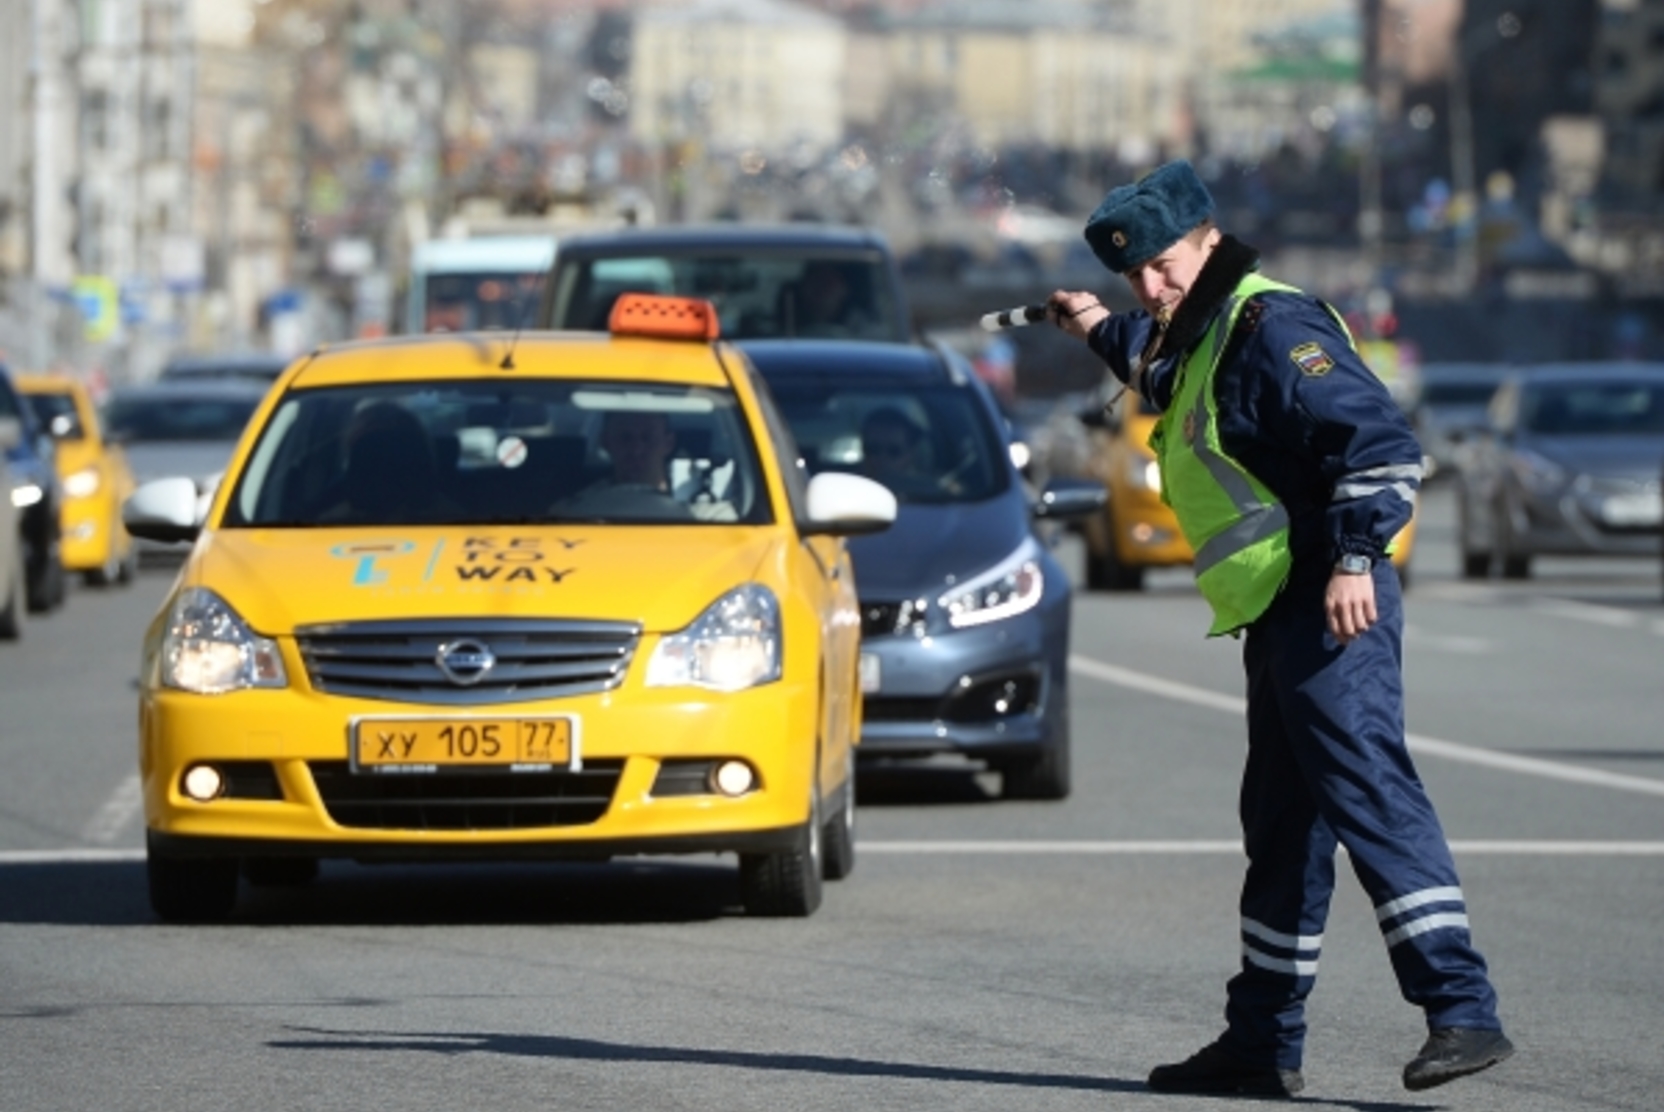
[0, 365, 64, 615]
[741, 340, 1103, 799]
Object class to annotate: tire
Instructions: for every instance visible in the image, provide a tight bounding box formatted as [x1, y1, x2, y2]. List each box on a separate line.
[84, 545, 120, 588]
[739, 784, 824, 917]
[147, 844, 240, 923]
[1493, 503, 1532, 580]
[1085, 516, 1145, 592]
[999, 709, 1073, 801]
[23, 530, 59, 613]
[1457, 494, 1491, 579]
[115, 541, 138, 585]
[0, 555, 24, 641]
[821, 765, 855, 882]
[243, 856, 319, 888]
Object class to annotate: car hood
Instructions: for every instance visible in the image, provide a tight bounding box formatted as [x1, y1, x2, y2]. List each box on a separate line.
[847, 495, 1028, 598]
[187, 526, 777, 634]
[1525, 434, 1664, 480]
[123, 441, 239, 487]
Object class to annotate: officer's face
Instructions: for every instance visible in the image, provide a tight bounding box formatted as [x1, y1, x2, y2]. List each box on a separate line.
[1124, 228, 1221, 322]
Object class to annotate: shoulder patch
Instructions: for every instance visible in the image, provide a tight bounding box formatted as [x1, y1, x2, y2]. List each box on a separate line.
[1289, 341, 1334, 377]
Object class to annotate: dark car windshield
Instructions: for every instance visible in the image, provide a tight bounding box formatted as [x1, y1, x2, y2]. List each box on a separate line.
[1523, 381, 1664, 435]
[104, 394, 260, 442]
[1422, 381, 1502, 406]
[23, 391, 84, 440]
[224, 379, 771, 528]
[549, 251, 901, 341]
[763, 377, 1009, 505]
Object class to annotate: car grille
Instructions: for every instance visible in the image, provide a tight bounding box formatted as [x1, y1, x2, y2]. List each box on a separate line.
[295, 618, 641, 705]
[308, 760, 624, 830]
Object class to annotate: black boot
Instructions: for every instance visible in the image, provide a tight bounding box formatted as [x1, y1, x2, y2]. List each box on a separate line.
[1402, 1027, 1515, 1091]
[1147, 1039, 1304, 1098]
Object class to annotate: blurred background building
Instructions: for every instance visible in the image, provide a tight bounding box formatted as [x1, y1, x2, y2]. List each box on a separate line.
[0, 0, 1659, 386]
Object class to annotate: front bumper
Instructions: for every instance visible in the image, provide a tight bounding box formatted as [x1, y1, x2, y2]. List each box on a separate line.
[856, 593, 1066, 759]
[140, 680, 820, 858]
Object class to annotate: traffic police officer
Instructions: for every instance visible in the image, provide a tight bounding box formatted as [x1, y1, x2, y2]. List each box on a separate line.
[1048, 160, 1514, 1096]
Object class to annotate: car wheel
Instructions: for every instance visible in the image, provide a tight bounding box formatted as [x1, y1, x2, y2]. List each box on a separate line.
[1085, 517, 1145, 592]
[739, 780, 824, 917]
[1493, 503, 1532, 580]
[821, 761, 855, 882]
[1457, 493, 1492, 579]
[115, 540, 138, 585]
[999, 712, 1072, 801]
[243, 856, 319, 888]
[0, 555, 25, 641]
[85, 545, 121, 588]
[147, 845, 239, 923]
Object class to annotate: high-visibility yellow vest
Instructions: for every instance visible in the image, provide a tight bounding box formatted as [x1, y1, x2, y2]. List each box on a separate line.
[1148, 273, 1302, 636]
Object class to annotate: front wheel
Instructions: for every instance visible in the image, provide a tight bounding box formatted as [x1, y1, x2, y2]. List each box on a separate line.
[148, 843, 239, 923]
[998, 709, 1072, 801]
[1085, 516, 1145, 592]
[739, 786, 824, 917]
[821, 766, 855, 881]
[0, 555, 25, 641]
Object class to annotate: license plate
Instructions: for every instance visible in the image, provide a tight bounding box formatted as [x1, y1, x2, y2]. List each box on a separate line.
[353, 716, 574, 771]
[859, 652, 881, 694]
[1601, 492, 1662, 527]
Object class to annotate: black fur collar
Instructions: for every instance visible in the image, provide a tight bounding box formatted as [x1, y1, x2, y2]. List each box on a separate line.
[1141, 234, 1260, 366]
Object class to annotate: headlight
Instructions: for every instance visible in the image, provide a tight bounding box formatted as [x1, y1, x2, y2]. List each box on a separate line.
[160, 588, 287, 694]
[10, 482, 43, 508]
[645, 584, 782, 692]
[1511, 449, 1567, 495]
[63, 467, 101, 498]
[1126, 454, 1162, 491]
[939, 538, 1045, 629]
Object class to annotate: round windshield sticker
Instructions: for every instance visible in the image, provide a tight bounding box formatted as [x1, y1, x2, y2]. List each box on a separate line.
[496, 435, 528, 469]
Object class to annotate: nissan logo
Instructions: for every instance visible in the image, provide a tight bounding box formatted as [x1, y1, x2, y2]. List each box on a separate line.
[435, 639, 496, 686]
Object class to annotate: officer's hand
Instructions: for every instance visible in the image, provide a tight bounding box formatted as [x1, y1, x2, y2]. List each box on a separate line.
[1324, 571, 1378, 645]
[1047, 290, 1110, 341]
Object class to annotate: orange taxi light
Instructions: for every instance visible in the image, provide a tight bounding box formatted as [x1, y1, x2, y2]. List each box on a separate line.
[608, 294, 721, 342]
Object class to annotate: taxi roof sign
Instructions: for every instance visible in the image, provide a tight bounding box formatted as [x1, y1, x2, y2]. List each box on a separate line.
[608, 294, 720, 342]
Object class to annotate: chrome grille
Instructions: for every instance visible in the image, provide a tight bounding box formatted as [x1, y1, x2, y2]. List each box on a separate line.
[296, 618, 641, 705]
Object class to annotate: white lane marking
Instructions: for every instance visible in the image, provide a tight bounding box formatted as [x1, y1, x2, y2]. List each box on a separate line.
[79, 775, 142, 845]
[0, 848, 145, 864]
[1405, 624, 1490, 654]
[1068, 654, 1664, 800]
[858, 841, 1664, 856]
[1529, 598, 1641, 628]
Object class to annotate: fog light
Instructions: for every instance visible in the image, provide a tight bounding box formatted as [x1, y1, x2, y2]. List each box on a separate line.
[181, 764, 225, 802]
[711, 760, 756, 798]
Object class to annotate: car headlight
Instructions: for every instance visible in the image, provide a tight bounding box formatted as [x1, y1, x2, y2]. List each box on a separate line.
[1126, 453, 1162, 492]
[161, 587, 287, 694]
[63, 467, 101, 498]
[939, 538, 1045, 629]
[10, 482, 43, 508]
[1511, 449, 1567, 495]
[645, 584, 782, 692]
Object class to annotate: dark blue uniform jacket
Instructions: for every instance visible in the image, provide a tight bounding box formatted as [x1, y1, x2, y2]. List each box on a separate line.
[1087, 263, 1422, 576]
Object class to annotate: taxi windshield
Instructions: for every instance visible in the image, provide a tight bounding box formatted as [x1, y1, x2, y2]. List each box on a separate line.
[23, 391, 84, 440]
[764, 378, 1009, 505]
[224, 379, 772, 528]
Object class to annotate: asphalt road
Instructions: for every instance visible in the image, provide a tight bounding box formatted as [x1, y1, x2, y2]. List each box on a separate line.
[2, 485, 1661, 1111]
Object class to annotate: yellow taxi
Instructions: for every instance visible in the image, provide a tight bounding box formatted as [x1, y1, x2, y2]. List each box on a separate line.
[15, 373, 138, 586]
[123, 295, 896, 922]
[1080, 390, 1418, 591]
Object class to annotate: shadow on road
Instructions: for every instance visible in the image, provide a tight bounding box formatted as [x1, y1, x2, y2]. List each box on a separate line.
[266, 1027, 1441, 1110]
[0, 859, 746, 927]
[855, 764, 1000, 806]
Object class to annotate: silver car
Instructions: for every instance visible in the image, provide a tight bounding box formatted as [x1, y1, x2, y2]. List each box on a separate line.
[1415, 363, 1513, 481]
[1455, 364, 1664, 579]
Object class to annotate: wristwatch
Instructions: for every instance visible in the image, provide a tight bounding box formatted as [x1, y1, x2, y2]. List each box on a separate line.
[1335, 553, 1372, 575]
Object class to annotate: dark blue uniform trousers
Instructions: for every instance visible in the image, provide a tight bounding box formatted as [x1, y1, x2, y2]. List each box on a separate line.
[1224, 563, 1501, 1069]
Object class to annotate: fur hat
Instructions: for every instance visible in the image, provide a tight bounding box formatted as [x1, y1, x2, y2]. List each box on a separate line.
[1083, 160, 1216, 274]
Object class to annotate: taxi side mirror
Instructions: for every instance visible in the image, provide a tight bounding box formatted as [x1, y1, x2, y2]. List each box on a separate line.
[124, 477, 202, 544]
[800, 472, 897, 537]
